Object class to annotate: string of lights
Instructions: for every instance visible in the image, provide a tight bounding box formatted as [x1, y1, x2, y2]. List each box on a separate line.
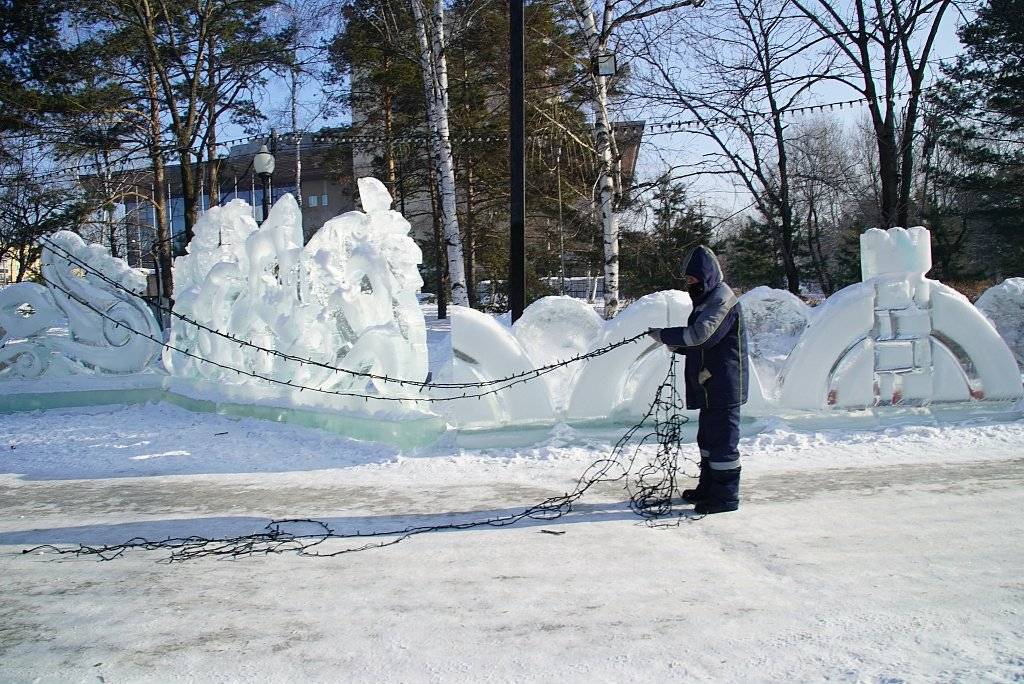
[38, 235, 647, 391]
[4, 86, 935, 183]
[23, 354, 694, 562]
[640, 87, 936, 137]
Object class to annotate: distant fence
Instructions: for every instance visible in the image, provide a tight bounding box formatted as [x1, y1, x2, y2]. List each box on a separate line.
[477, 276, 604, 305]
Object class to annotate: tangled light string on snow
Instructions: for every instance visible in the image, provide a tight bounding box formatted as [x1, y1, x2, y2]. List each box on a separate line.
[36, 236, 647, 394]
[23, 356, 693, 562]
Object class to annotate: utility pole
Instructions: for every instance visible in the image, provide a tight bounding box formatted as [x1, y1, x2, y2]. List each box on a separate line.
[509, 0, 525, 321]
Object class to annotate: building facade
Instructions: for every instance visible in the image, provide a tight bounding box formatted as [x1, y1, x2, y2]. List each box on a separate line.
[103, 130, 357, 268]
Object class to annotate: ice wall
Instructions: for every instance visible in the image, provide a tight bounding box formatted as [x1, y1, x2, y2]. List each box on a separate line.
[0, 231, 162, 378]
[444, 292, 692, 426]
[165, 178, 428, 410]
[444, 290, 778, 427]
[5, 210, 1018, 433]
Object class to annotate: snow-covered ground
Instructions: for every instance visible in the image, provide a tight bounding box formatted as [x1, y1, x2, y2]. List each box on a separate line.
[2, 401, 1024, 681]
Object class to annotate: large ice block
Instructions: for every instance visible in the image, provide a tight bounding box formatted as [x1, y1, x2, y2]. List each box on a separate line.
[164, 179, 428, 411]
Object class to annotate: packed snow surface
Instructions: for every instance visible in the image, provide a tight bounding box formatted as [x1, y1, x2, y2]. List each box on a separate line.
[2, 402, 1024, 681]
[977, 277, 1024, 370]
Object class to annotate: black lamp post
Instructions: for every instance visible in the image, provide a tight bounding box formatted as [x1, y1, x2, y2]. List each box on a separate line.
[253, 143, 275, 223]
[509, 0, 525, 322]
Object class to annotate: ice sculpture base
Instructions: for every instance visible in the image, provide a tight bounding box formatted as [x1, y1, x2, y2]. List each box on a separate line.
[0, 376, 446, 449]
[164, 389, 445, 450]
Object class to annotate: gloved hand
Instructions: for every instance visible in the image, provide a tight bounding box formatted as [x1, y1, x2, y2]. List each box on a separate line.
[646, 327, 663, 343]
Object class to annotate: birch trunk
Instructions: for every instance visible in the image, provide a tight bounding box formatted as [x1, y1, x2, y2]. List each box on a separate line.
[383, 93, 397, 196]
[574, 0, 620, 317]
[290, 64, 303, 210]
[410, 0, 469, 307]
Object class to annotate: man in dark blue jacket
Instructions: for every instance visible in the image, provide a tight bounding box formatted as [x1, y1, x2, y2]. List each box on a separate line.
[647, 245, 748, 514]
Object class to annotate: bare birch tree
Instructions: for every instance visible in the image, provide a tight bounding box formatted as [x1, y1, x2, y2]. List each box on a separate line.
[409, 0, 469, 307]
[567, 0, 703, 317]
[630, 0, 835, 293]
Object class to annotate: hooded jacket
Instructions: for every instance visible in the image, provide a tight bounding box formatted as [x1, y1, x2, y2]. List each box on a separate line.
[659, 246, 749, 409]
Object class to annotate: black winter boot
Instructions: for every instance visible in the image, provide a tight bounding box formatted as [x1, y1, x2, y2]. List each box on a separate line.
[693, 467, 740, 515]
[680, 458, 710, 504]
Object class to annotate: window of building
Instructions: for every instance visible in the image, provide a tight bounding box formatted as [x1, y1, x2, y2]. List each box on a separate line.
[320, 194, 328, 206]
[308, 195, 318, 207]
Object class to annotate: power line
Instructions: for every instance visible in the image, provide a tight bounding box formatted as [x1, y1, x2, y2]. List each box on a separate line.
[0, 87, 944, 183]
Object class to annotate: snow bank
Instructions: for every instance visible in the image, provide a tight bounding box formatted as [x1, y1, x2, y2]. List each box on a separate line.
[976, 278, 1024, 370]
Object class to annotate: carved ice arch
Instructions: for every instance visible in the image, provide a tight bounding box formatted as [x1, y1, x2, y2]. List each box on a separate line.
[566, 291, 691, 421]
[778, 227, 1022, 409]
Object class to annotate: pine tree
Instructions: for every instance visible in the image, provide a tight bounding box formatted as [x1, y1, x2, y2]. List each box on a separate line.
[620, 176, 714, 298]
[930, 0, 1024, 277]
[721, 218, 787, 291]
[0, 0, 75, 141]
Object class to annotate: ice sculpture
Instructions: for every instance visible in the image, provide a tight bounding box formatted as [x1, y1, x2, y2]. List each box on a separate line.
[512, 296, 603, 411]
[738, 286, 812, 399]
[165, 178, 428, 408]
[445, 292, 693, 426]
[0, 231, 162, 378]
[778, 227, 1022, 409]
[442, 305, 555, 425]
[444, 290, 783, 427]
[567, 291, 690, 421]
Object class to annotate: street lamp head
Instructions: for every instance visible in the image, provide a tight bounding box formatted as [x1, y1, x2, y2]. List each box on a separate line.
[594, 52, 618, 78]
[253, 144, 275, 177]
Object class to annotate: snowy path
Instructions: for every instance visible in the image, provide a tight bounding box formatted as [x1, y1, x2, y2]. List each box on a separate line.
[2, 404, 1024, 681]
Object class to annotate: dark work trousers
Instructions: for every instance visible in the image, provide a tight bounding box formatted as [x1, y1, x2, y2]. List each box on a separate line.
[696, 405, 741, 471]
